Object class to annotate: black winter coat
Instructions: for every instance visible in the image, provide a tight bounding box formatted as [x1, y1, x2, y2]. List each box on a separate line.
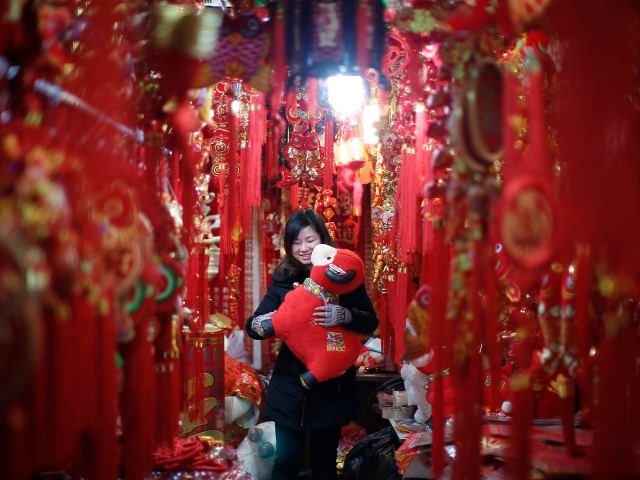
[246, 269, 378, 430]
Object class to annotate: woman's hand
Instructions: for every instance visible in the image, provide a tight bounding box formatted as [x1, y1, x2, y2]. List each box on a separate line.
[313, 304, 352, 327]
[251, 311, 276, 338]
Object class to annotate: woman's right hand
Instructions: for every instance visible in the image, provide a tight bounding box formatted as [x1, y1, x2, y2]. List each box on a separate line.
[251, 310, 276, 339]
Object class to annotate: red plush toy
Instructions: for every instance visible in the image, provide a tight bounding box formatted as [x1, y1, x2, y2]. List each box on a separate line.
[271, 244, 365, 388]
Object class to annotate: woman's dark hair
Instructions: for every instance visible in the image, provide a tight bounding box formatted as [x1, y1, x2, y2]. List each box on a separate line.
[275, 209, 335, 277]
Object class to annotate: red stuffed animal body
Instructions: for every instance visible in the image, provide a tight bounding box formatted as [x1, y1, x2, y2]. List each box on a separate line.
[271, 244, 365, 386]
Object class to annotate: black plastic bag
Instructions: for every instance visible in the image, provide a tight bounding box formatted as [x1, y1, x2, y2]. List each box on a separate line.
[367, 377, 406, 414]
[342, 426, 401, 480]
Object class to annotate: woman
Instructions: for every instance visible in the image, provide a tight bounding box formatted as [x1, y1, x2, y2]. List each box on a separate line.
[246, 209, 378, 480]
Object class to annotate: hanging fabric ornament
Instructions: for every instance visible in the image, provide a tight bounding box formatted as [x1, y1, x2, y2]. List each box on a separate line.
[499, 52, 559, 270]
[314, 187, 338, 240]
[286, 0, 385, 78]
[276, 83, 325, 209]
[203, 6, 273, 92]
[463, 58, 503, 168]
[150, 4, 224, 99]
[208, 82, 235, 256]
[440, 0, 552, 39]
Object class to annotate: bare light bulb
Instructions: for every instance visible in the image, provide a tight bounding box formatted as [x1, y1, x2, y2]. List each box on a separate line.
[327, 75, 365, 119]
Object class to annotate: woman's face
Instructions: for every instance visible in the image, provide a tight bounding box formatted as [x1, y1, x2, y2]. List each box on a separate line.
[291, 225, 322, 266]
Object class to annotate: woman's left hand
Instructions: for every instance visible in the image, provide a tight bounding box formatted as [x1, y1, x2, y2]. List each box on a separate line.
[313, 304, 352, 327]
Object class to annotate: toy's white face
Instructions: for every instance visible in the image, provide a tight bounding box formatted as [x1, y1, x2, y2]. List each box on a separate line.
[292, 225, 322, 266]
[310, 244, 337, 267]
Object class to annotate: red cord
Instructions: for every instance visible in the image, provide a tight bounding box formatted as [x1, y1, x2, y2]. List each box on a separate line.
[152, 437, 229, 473]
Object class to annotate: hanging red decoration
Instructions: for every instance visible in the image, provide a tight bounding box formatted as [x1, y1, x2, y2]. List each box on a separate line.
[150, 5, 224, 99]
[204, 6, 273, 92]
[286, 0, 386, 78]
[276, 84, 325, 208]
[314, 187, 338, 239]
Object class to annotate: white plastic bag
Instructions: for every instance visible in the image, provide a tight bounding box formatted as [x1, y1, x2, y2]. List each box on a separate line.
[236, 421, 276, 480]
[225, 328, 251, 364]
[400, 362, 432, 423]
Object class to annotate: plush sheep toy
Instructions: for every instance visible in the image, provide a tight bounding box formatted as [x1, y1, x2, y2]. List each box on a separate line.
[271, 244, 365, 389]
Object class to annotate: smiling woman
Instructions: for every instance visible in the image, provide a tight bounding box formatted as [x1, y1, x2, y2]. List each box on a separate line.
[291, 225, 322, 265]
[277, 209, 335, 276]
[246, 209, 378, 480]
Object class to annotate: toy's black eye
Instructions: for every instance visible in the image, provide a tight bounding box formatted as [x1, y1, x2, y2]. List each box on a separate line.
[326, 256, 331, 260]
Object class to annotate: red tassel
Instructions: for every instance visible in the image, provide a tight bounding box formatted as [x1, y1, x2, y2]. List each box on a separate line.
[420, 221, 431, 285]
[379, 293, 394, 371]
[2, 405, 29, 479]
[291, 184, 300, 210]
[560, 379, 578, 456]
[356, 0, 369, 75]
[200, 249, 209, 325]
[549, 0, 640, 279]
[220, 100, 239, 255]
[229, 108, 240, 229]
[214, 89, 233, 257]
[121, 323, 156, 480]
[172, 102, 200, 251]
[185, 249, 200, 315]
[510, 319, 533, 480]
[73, 294, 97, 431]
[48, 312, 75, 466]
[269, 0, 287, 176]
[30, 315, 47, 469]
[218, 166, 232, 256]
[270, 2, 286, 110]
[156, 358, 167, 446]
[463, 240, 485, 477]
[181, 154, 195, 251]
[420, 129, 433, 286]
[396, 147, 419, 262]
[307, 78, 318, 120]
[594, 319, 637, 478]
[324, 119, 335, 189]
[526, 53, 551, 177]
[416, 106, 428, 284]
[244, 92, 266, 230]
[240, 147, 253, 231]
[265, 123, 274, 181]
[391, 270, 409, 365]
[95, 295, 118, 480]
[169, 348, 181, 442]
[429, 225, 448, 477]
[415, 106, 428, 176]
[483, 249, 502, 411]
[155, 313, 181, 447]
[573, 247, 592, 364]
[352, 176, 363, 217]
[171, 150, 182, 204]
[238, 248, 247, 328]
